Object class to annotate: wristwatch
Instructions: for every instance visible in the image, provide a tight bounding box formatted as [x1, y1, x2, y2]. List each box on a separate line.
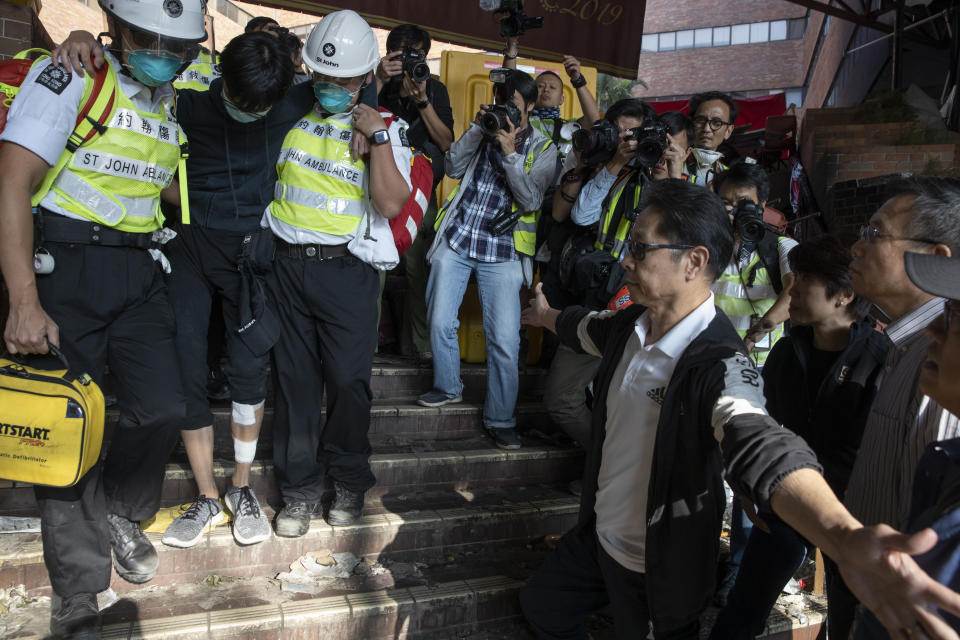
[570, 74, 587, 89]
[415, 99, 430, 110]
[368, 129, 390, 145]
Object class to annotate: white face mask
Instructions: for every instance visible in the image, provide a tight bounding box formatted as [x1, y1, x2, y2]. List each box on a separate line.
[692, 148, 724, 167]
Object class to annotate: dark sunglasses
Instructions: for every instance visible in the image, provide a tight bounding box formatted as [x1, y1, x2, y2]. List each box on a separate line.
[626, 240, 694, 261]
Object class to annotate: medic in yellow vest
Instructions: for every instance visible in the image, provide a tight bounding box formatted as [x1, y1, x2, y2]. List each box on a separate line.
[0, 0, 205, 635]
[263, 10, 412, 538]
[173, 46, 220, 92]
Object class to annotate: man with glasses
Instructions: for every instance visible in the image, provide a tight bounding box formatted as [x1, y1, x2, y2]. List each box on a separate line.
[519, 178, 960, 639]
[687, 90, 738, 185]
[838, 176, 960, 635]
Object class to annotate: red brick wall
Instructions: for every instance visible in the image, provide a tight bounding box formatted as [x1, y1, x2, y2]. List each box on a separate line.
[0, 0, 52, 59]
[643, 0, 806, 33]
[803, 16, 856, 110]
[636, 39, 805, 98]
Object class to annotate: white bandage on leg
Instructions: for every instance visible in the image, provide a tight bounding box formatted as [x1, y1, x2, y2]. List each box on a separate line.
[231, 400, 264, 426]
[233, 437, 258, 464]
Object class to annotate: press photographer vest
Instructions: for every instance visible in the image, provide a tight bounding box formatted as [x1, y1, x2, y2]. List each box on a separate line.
[173, 50, 220, 92]
[713, 251, 784, 366]
[434, 138, 553, 257]
[32, 59, 184, 234]
[530, 116, 573, 161]
[595, 170, 644, 260]
[270, 109, 367, 238]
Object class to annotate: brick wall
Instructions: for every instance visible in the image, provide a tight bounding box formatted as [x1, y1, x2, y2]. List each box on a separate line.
[643, 0, 806, 33]
[636, 39, 805, 98]
[0, 0, 53, 59]
[803, 16, 856, 110]
[825, 174, 911, 233]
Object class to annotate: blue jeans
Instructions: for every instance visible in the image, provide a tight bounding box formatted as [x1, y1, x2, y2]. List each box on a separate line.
[708, 513, 809, 640]
[427, 239, 523, 429]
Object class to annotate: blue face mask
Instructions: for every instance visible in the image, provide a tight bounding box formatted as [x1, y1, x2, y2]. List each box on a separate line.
[313, 81, 356, 114]
[223, 96, 271, 123]
[127, 50, 184, 87]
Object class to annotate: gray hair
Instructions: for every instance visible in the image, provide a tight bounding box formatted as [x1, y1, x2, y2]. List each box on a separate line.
[892, 176, 960, 255]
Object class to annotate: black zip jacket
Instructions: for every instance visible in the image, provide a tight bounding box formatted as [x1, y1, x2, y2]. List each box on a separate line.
[556, 304, 822, 629]
[762, 321, 888, 498]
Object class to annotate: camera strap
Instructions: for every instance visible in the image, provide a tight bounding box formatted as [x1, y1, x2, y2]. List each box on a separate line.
[599, 169, 642, 254]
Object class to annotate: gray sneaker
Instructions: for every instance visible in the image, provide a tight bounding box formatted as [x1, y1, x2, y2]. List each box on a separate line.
[225, 485, 271, 545]
[161, 495, 224, 548]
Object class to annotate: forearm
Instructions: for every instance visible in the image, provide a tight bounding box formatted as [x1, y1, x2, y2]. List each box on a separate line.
[576, 86, 600, 127]
[770, 468, 861, 563]
[161, 181, 181, 207]
[445, 126, 483, 179]
[503, 155, 550, 212]
[762, 290, 792, 328]
[369, 145, 410, 219]
[0, 182, 38, 306]
[571, 168, 615, 225]
[502, 38, 519, 70]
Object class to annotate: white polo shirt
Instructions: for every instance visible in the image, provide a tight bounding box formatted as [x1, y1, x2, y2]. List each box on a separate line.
[594, 293, 717, 573]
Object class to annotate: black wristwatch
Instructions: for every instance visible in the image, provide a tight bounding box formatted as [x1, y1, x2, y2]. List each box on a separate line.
[570, 74, 587, 89]
[415, 99, 430, 110]
[369, 129, 390, 145]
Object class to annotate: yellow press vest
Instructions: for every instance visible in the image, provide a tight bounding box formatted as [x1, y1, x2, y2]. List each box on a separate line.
[713, 252, 784, 366]
[173, 51, 220, 92]
[32, 60, 184, 233]
[595, 171, 643, 260]
[270, 109, 367, 237]
[530, 116, 573, 160]
[434, 139, 552, 257]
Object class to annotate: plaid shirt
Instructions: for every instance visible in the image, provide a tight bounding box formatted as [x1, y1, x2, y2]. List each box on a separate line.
[445, 128, 533, 263]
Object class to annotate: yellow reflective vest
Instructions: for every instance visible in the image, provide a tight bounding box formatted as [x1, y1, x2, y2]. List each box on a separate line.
[434, 139, 553, 257]
[32, 59, 184, 234]
[713, 252, 784, 366]
[595, 171, 643, 260]
[173, 50, 220, 92]
[269, 109, 367, 237]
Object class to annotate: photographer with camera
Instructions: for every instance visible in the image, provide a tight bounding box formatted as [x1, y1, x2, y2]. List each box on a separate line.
[376, 24, 455, 360]
[687, 90, 738, 185]
[652, 111, 695, 181]
[418, 69, 555, 450]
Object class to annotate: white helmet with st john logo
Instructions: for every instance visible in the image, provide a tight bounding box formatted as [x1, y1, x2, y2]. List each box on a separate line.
[302, 9, 379, 78]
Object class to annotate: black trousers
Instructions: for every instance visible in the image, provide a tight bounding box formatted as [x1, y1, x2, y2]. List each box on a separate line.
[267, 252, 379, 503]
[164, 225, 269, 428]
[520, 525, 700, 640]
[32, 242, 185, 597]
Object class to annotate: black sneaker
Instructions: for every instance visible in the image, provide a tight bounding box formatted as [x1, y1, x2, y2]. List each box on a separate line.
[107, 513, 158, 584]
[274, 501, 322, 538]
[50, 592, 100, 639]
[206, 365, 230, 401]
[327, 483, 364, 526]
[487, 427, 522, 450]
[417, 389, 462, 407]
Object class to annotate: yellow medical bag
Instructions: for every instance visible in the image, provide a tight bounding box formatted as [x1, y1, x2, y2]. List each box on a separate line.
[0, 346, 105, 487]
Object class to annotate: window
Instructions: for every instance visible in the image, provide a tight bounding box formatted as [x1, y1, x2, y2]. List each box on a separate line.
[731, 24, 750, 45]
[770, 20, 787, 41]
[785, 88, 804, 108]
[750, 22, 769, 43]
[713, 26, 730, 46]
[695, 28, 712, 48]
[676, 30, 694, 50]
[659, 32, 676, 51]
[788, 17, 807, 39]
[642, 34, 658, 52]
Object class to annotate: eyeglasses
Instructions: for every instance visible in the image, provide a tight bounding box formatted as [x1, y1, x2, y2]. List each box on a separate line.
[944, 299, 960, 332]
[692, 116, 731, 132]
[626, 240, 694, 261]
[857, 225, 940, 245]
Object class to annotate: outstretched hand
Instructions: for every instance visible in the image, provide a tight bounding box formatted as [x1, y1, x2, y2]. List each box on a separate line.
[521, 283, 559, 332]
[837, 524, 960, 639]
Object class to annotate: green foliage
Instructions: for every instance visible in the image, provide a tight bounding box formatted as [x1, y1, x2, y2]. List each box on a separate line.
[597, 73, 646, 113]
[855, 89, 917, 124]
[923, 158, 960, 177]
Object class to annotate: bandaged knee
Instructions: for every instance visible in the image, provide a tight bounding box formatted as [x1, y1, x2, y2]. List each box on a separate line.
[231, 400, 264, 426]
[233, 437, 258, 464]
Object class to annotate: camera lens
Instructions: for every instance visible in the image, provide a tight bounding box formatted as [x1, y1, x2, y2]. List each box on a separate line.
[480, 111, 504, 136]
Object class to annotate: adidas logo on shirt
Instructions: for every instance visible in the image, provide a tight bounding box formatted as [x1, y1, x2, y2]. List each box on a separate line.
[646, 386, 666, 406]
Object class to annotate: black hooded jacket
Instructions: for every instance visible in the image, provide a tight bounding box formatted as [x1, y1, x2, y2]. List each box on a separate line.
[174, 79, 315, 232]
[761, 321, 888, 497]
[556, 303, 822, 629]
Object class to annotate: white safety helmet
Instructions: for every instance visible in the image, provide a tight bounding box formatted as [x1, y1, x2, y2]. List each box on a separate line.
[303, 10, 379, 78]
[99, 0, 208, 43]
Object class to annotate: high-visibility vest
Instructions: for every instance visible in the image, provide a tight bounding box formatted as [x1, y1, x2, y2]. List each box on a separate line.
[269, 109, 368, 237]
[530, 116, 573, 160]
[32, 59, 184, 233]
[434, 139, 552, 257]
[173, 50, 220, 92]
[595, 171, 643, 260]
[712, 252, 784, 366]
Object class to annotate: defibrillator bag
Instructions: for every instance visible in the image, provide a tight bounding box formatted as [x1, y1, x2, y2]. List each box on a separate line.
[0, 346, 105, 487]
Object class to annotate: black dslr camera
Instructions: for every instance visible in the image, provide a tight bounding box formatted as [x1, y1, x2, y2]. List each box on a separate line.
[479, 0, 544, 38]
[399, 46, 431, 84]
[731, 199, 769, 244]
[572, 118, 669, 168]
[480, 68, 523, 137]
